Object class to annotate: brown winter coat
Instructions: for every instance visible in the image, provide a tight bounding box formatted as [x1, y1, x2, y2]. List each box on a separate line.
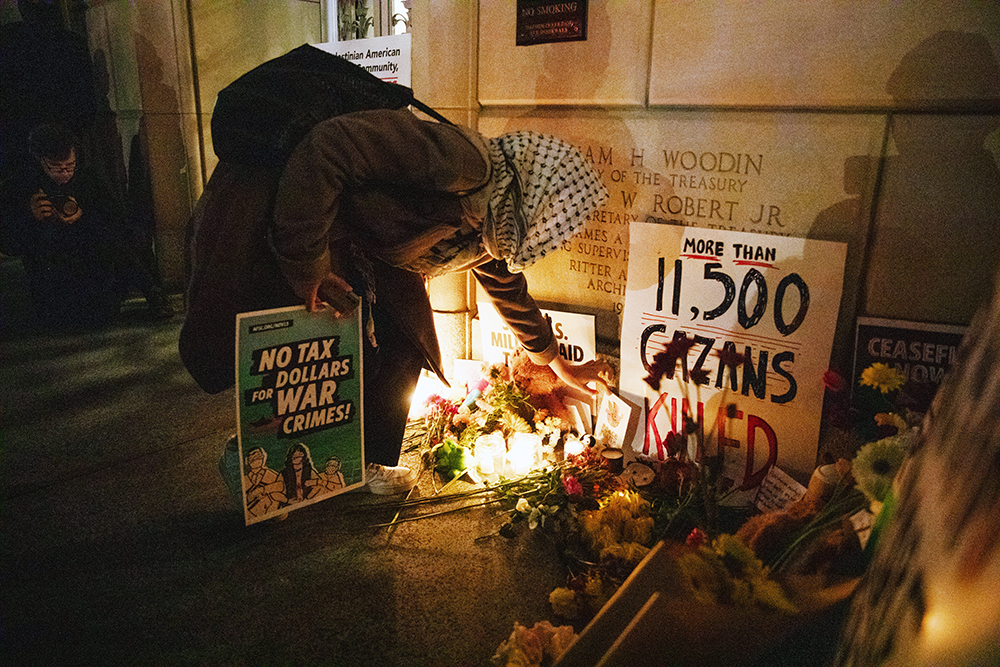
[180, 108, 556, 394]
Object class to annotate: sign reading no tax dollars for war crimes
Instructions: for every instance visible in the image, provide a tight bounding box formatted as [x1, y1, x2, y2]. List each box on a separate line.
[236, 306, 364, 525]
[620, 223, 846, 488]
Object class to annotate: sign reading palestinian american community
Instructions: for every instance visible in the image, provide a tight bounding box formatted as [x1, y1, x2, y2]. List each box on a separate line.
[314, 33, 411, 86]
[620, 223, 846, 488]
[236, 306, 364, 525]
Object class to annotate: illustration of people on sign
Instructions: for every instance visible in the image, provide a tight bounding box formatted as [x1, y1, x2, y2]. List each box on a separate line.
[317, 456, 346, 493]
[280, 442, 319, 505]
[244, 448, 286, 519]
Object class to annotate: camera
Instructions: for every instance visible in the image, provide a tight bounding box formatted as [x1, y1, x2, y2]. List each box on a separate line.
[48, 194, 79, 217]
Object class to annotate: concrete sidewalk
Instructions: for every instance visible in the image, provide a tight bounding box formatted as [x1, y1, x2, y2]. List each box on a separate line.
[0, 264, 566, 666]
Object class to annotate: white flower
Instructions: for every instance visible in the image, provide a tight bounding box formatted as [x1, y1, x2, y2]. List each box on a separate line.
[516, 497, 531, 514]
[853, 432, 911, 504]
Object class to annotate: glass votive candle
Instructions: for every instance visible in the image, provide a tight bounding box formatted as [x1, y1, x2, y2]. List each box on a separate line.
[507, 432, 541, 476]
[475, 432, 506, 482]
[563, 435, 585, 460]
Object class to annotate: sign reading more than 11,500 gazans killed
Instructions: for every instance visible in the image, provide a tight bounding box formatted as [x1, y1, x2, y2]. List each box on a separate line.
[620, 223, 846, 489]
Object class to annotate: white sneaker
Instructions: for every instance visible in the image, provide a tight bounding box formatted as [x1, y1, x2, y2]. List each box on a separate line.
[366, 463, 417, 495]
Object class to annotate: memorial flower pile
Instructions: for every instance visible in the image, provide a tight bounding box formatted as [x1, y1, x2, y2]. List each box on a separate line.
[463, 354, 574, 446]
[386, 353, 618, 528]
[405, 351, 574, 481]
[392, 339, 914, 664]
[495, 445, 623, 533]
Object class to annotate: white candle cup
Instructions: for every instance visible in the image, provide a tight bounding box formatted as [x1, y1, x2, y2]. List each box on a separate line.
[475, 432, 506, 482]
[563, 436, 585, 460]
[477, 454, 495, 475]
[514, 432, 542, 456]
[507, 432, 541, 476]
[507, 448, 533, 476]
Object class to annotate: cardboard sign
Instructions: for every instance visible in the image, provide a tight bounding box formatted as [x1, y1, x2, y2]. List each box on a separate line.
[852, 317, 966, 414]
[236, 306, 364, 525]
[594, 392, 634, 450]
[478, 302, 596, 367]
[619, 223, 846, 486]
[313, 33, 411, 85]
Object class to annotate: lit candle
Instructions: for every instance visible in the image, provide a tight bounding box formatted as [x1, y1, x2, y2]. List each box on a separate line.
[507, 432, 541, 476]
[508, 448, 533, 476]
[563, 436, 585, 460]
[475, 432, 505, 482]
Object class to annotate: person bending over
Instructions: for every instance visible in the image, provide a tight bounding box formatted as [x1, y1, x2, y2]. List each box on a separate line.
[182, 108, 610, 493]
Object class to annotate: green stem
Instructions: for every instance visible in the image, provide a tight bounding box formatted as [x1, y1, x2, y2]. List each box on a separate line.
[371, 498, 503, 527]
[768, 489, 866, 572]
[657, 489, 698, 541]
[435, 470, 469, 496]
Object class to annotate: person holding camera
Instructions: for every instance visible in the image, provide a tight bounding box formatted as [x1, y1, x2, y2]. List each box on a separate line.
[0, 122, 126, 328]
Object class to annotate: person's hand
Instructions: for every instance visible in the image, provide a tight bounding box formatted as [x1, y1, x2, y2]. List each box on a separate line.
[30, 190, 53, 220]
[548, 355, 613, 400]
[289, 270, 360, 318]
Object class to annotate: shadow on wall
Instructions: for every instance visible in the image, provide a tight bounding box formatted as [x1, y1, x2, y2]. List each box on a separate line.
[133, 29, 190, 292]
[90, 47, 128, 201]
[499, 3, 640, 356]
[811, 30, 1000, 375]
[0, 0, 96, 179]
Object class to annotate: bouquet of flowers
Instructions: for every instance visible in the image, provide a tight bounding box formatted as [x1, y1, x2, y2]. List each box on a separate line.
[490, 620, 576, 667]
[405, 351, 578, 483]
[498, 450, 622, 537]
[675, 530, 798, 613]
[637, 333, 749, 541]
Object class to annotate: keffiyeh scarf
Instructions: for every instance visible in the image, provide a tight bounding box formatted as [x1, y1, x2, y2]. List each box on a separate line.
[484, 132, 608, 273]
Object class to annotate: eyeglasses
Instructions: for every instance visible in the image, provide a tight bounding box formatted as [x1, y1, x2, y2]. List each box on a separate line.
[43, 159, 77, 175]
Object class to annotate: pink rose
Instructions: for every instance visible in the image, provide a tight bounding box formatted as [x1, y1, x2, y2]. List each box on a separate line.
[686, 527, 708, 548]
[562, 475, 584, 497]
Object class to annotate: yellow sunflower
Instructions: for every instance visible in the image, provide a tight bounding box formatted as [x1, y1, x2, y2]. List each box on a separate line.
[859, 363, 907, 394]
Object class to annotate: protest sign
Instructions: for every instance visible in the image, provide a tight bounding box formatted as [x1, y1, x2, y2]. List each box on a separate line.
[852, 317, 965, 415]
[235, 306, 364, 525]
[620, 223, 846, 486]
[313, 33, 411, 86]
[478, 302, 596, 367]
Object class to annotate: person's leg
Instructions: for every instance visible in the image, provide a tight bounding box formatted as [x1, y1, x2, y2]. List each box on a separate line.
[362, 300, 425, 467]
